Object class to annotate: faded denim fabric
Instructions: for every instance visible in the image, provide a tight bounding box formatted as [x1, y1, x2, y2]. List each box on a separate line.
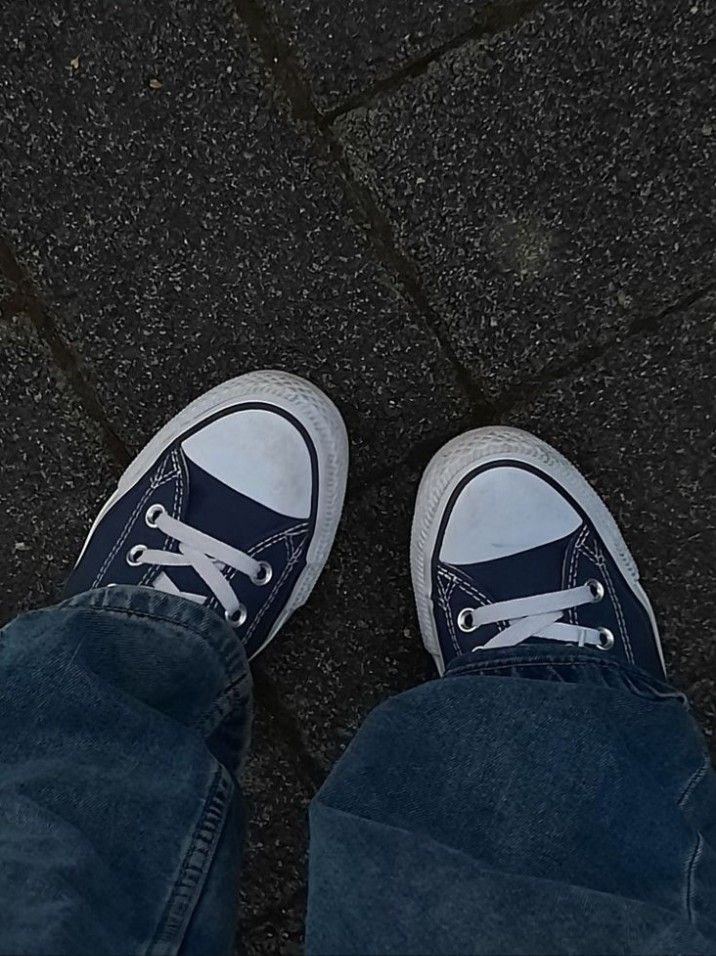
[307, 646, 716, 955]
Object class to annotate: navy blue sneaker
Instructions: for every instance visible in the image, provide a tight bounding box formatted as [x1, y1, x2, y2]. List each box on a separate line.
[411, 427, 665, 679]
[66, 371, 348, 660]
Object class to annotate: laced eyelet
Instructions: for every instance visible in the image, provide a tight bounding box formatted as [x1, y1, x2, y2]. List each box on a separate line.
[225, 604, 248, 628]
[597, 627, 615, 651]
[457, 608, 478, 633]
[586, 579, 605, 602]
[251, 561, 273, 586]
[126, 544, 147, 566]
[145, 503, 166, 528]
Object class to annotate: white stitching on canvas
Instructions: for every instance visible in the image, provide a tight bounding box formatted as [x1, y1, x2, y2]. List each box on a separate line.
[92, 464, 179, 588]
[437, 575, 461, 654]
[245, 543, 304, 640]
[598, 552, 633, 664]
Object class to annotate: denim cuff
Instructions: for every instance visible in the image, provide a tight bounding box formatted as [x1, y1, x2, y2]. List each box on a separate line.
[61, 584, 251, 705]
[444, 643, 688, 706]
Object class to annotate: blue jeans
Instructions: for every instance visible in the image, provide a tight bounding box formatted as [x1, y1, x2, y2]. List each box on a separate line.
[1, 586, 715, 955]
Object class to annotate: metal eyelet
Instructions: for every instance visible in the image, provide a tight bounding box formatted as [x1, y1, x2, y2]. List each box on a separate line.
[225, 604, 248, 628]
[126, 544, 147, 566]
[251, 561, 273, 587]
[457, 608, 478, 633]
[145, 503, 166, 528]
[597, 627, 615, 651]
[586, 579, 605, 602]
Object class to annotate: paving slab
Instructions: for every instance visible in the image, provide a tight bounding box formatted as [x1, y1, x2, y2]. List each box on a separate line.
[263, 0, 529, 112]
[336, 0, 716, 398]
[0, 0, 469, 484]
[260, 464, 433, 769]
[0, 313, 115, 623]
[509, 292, 716, 752]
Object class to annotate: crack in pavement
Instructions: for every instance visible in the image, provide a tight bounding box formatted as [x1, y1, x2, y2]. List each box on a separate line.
[494, 280, 716, 412]
[0, 234, 132, 470]
[350, 281, 716, 498]
[322, 0, 544, 124]
[231, 0, 502, 425]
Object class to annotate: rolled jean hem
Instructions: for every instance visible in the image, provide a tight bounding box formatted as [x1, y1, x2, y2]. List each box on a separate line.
[61, 584, 252, 735]
[444, 643, 687, 703]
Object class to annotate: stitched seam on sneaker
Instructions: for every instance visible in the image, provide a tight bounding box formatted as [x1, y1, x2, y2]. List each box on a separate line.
[247, 542, 303, 637]
[597, 552, 633, 664]
[140, 450, 184, 588]
[248, 523, 308, 556]
[567, 526, 590, 624]
[437, 575, 461, 655]
[567, 527, 588, 589]
[91, 467, 180, 588]
[244, 543, 304, 641]
[580, 542, 602, 564]
[219, 528, 306, 618]
[438, 567, 492, 607]
[438, 568, 511, 633]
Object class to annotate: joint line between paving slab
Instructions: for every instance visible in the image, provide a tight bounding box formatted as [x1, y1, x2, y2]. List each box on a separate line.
[231, 0, 501, 424]
[351, 279, 716, 496]
[492, 279, 716, 413]
[322, 0, 543, 123]
[0, 235, 132, 470]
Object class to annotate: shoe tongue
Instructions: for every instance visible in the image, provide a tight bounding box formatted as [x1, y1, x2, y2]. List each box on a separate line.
[454, 530, 576, 603]
[157, 454, 298, 601]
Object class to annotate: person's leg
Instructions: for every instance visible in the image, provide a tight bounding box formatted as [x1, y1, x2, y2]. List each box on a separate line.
[306, 428, 716, 955]
[0, 586, 251, 956]
[308, 650, 716, 955]
[1, 371, 348, 956]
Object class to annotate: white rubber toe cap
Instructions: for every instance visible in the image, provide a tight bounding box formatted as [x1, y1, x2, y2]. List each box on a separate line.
[440, 465, 582, 565]
[181, 408, 313, 519]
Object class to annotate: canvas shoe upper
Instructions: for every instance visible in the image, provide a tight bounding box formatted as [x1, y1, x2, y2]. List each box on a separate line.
[411, 427, 665, 679]
[65, 371, 348, 661]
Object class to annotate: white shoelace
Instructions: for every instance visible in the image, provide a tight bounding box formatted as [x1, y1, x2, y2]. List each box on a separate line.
[457, 579, 614, 652]
[127, 504, 272, 627]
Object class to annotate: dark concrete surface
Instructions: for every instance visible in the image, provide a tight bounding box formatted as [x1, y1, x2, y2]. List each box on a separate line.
[0, 313, 114, 620]
[336, 0, 716, 398]
[0, 0, 469, 485]
[261, 0, 530, 112]
[1, 0, 714, 951]
[239, 705, 313, 953]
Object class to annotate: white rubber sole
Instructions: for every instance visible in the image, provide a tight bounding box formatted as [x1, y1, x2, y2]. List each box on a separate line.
[410, 426, 663, 675]
[77, 370, 349, 660]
